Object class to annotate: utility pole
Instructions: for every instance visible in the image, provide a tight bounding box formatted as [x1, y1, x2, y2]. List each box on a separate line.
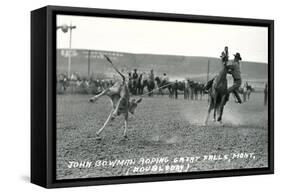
[57, 23, 76, 78]
[88, 50, 91, 77]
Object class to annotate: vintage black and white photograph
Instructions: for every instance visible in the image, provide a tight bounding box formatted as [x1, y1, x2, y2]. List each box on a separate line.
[56, 14, 269, 180]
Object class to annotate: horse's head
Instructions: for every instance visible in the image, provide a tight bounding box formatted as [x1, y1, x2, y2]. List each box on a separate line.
[212, 64, 228, 93]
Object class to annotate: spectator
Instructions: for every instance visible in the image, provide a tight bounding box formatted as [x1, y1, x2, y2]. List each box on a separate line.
[174, 80, 179, 99]
[162, 73, 169, 82]
[132, 69, 138, 79]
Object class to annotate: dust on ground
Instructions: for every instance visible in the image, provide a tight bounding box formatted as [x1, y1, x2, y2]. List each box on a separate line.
[56, 93, 268, 180]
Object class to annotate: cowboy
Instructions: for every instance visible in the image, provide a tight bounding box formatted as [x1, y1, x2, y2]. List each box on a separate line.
[162, 73, 169, 82]
[226, 52, 242, 103]
[128, 72, 132, 81]
[221, 46, 229, 65]
[204, 47, 229, 92]
[204, 52, 226, 93]
[149, 69, 154, 81]
[131, 69, 139, 94]
[132, 69, 138, 80]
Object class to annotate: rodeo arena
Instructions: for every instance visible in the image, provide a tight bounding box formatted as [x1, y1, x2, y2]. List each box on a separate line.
[56, 48, 269, 179]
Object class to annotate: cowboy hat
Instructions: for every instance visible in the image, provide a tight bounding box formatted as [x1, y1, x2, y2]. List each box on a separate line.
[233, 52, 242, 60]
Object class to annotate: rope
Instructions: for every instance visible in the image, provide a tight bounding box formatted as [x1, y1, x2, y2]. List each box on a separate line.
[102, 55, 174, 97]
[139, 82, 174, 97]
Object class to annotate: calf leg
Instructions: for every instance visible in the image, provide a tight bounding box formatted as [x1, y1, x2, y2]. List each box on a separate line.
[123, 119, 128, 138]
[123, 114, 128, 138]
[112, 97, 123, 117]
[96, 110, 113, 136]
[90, 88, 109, 103]
[112, 87, 127, 117]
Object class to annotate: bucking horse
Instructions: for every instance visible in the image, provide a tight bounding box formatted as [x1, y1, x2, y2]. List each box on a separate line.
[205, 62, 229, 125]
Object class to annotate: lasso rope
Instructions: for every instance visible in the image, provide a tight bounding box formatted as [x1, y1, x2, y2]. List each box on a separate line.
[139, 82, 174, 97]
[103, 54, 174, 97]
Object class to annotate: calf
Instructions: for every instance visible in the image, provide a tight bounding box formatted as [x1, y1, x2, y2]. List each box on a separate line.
[89, 55, 142, 138]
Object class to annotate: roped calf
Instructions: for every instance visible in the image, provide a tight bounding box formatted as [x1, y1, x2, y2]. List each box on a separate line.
[89, 55, 142, 138]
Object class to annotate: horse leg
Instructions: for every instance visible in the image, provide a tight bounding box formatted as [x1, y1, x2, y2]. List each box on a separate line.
[217, 105, 224, 124]
[213, 108, 216, 121]
[213, 96, 217, 122]
[205, 98, 213, 125]
[217, 96, 226, 123]
[123, 114, 128, 138]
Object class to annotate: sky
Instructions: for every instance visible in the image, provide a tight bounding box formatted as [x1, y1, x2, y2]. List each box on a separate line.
[57, 15, 268, 63]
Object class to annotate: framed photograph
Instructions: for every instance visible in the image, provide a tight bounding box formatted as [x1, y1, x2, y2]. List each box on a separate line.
[31, 5, 274, 188]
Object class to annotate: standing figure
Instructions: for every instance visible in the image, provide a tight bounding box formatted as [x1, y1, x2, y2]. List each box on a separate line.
[162, 73, 169, 82]
[184, 79, 190, 100]
[132, 69, 138, 80]
[149, 69, 155, 81]
[148, 69, 155, 96]
[132, 69, 138, 95]
[174, 80, 179, 99]
[221, 46, 229, 65]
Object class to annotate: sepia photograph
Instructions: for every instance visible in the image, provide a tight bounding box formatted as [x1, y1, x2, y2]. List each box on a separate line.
[56, 14, 269, 180]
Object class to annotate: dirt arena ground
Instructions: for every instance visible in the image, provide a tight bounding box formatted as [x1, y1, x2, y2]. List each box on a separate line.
[56, 93, 268, 180]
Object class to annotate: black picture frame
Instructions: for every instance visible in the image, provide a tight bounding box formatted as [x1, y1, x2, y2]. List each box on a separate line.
[31, 5, 274, 188]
